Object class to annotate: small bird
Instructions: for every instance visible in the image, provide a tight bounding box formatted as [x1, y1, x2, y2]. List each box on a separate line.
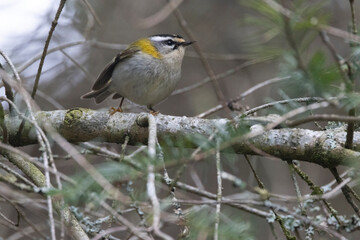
[81, 34, 194, 114]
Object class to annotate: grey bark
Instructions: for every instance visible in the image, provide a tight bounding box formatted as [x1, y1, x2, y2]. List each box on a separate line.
[4, 108, 360, 168]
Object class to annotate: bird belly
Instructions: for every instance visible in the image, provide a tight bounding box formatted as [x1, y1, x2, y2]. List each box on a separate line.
[110, 54, 181, 106]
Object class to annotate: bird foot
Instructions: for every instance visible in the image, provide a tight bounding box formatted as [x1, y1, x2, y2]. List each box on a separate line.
[109, 107, 123, 115]
[149, 110, 159, 116]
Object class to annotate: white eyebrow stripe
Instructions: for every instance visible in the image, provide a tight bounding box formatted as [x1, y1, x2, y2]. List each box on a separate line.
[150, 36, 173, 42]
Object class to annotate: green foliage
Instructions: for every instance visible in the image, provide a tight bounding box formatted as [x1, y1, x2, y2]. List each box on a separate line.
[241, 0, 329, 61]
[307, 51, 342, 96]
[347, 47, 360, 78]
[53, 161, 140, 205]
[339, 92, 360, 111]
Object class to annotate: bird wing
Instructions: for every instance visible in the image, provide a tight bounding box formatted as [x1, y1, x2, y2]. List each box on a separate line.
[91, 46, 140, 90]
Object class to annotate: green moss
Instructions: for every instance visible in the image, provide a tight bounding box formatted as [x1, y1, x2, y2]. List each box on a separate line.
[64, 108, 87, 128]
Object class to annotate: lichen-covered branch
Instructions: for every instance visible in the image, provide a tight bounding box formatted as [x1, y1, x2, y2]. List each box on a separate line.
[0, 146, 88, 240]
[4, 108, 360, 168]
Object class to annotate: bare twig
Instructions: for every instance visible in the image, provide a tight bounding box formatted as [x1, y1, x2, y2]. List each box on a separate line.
[214, 140, 222, 240]
[99, 199, 150, 240]
[330, 167, 360, 217]
[137, 0, 184, 28]
[0, 50, 21, 82]
[244, 155, 265, 189]
[0, 192, 47, 239]
[319, 31, 350, 86]
[174, 180, 346, 239]
[0, 158, 37, 188]
[91, 226, 127, 240]
[146, 115, 173, 240]
[263, 0, 360, 44]
[196, 76, 290, 118]
[172, 61, 257, 97]
[288, 162, 305, 215]
[171, 3, 230, 116]
[323, 178, 352, 200]
[60, 49, 94, 82]
[18, 40, 86, 73]
[31, 0, 67, 99]
[1, 70, 58, 240]
[349, 0, 357, 40]
[80, 0, 102, 26]
[286, 113, 360, 127]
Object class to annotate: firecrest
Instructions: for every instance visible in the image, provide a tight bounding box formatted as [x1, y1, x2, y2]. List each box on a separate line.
[81, 34, 194, 114]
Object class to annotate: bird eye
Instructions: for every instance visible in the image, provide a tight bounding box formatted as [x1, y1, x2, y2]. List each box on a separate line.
[165, 39, 174, 46]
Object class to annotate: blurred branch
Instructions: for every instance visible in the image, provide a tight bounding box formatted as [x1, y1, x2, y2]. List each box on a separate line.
[243, 97, 328, 116]
[137, 0, 184, 28]
[185, 51, 250, 61]
[172, 60, 258, 97]
[0, 144, 89, 240]
[214, 140, 222, 240]
[146, 115, 173, 240]
[18, 40, 86, 73]
[349, 0, 357, 39]
[17, 39, 247, 75]
[4, 109, 360, 168]
[172, 4, 230, 116]
[330, 167, 360, 217]
[80, 0, 102, 26]
[286, 114, 360, 127]
[196, 76, 290, 118]
[263, 0, 360, 43]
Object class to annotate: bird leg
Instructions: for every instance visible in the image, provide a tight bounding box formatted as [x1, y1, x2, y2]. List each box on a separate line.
[148, 106, 159, 116]
[109, 97, 125, 115]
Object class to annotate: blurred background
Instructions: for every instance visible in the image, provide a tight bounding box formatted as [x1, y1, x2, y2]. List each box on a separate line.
[1, 0, 360, 239]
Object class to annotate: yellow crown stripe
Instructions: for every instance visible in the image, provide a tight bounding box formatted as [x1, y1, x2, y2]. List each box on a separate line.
[132, 39, 162, 59]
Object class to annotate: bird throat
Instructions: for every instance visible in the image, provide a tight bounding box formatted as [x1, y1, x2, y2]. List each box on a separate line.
[133, 39, 162, 59]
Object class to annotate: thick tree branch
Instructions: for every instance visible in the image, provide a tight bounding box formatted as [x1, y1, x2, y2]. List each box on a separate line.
[4, 108, 360, 168]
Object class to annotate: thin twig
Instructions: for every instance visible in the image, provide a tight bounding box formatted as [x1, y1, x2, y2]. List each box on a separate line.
[31, 0, 67, 99]
[174, 180, 346, 239]
[288, 162, 305, 215]
[171, 2, 231, 116]
[0, 50, 21, 81]
[214, 140, 222, 240]
[80, 0, 102, 26]
[0, 158, 37, 188]
[244, 155, 264, 189]
[50, 130, 130, 203]
[319, 31, 351, 86]
[60, 49, 94, 82]
[18, 40, 86, 73]
[0, 192, 47, 239]
[1, 70, 58, 240]
[147, 114, 173, 240]
[286, 113, 360, 127]
[172, 61, 257, 97]
[349, 0, 358, 41]
[264, 0, 360, 44]
[98, 199, 150, 240]
[137, 0, 184, 28]
[80, 142, 143, 170]
[196, 76, 290, 118]
[330, 167, 360, 217]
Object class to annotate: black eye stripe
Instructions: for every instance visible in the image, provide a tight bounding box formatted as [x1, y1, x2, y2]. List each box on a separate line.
[165, 39, 175, 46]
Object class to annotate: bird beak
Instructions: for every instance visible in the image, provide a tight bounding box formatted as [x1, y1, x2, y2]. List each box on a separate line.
[181, 41, 196, 47]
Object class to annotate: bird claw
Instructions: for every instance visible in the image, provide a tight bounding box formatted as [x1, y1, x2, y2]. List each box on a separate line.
[109, 107, 123, 115]
[149, 110, 159, 116]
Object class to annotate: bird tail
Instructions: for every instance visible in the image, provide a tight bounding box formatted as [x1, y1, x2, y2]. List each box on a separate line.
[81, 85, 114, 103]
